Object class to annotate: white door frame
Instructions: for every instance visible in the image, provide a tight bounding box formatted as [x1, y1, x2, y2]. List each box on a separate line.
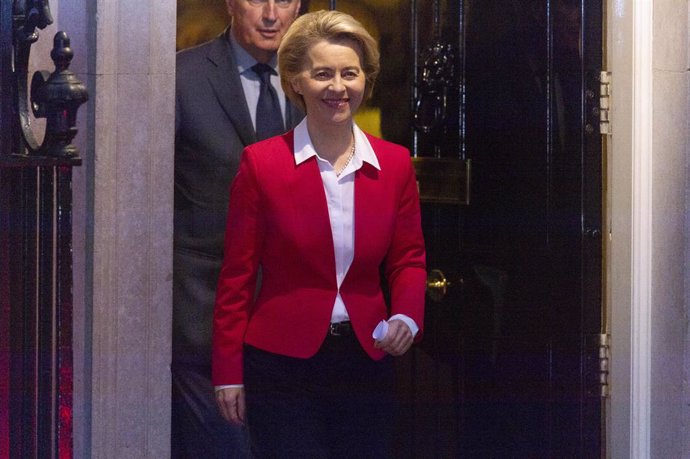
[607, 1, 653, 457]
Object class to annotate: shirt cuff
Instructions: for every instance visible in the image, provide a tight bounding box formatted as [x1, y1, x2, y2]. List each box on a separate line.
[214, 384, 244, 392]
[389, 314, 419, 337]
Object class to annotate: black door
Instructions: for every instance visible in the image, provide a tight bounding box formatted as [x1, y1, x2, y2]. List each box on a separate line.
[385, 1, 603, 457]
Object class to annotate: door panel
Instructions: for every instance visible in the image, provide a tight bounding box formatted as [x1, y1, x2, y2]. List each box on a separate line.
[385, 0, 602, 457]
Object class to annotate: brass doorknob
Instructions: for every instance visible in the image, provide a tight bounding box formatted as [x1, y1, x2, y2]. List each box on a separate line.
[426, 269, 450, 302]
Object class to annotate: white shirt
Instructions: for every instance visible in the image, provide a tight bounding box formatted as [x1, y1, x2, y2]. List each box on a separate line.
[292, 119, 418, 334]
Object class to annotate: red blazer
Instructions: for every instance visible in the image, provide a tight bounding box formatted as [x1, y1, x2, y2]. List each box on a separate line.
[212, 130, 427, 385]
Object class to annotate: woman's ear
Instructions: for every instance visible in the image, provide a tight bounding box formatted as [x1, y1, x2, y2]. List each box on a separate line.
[291, 78, 302, 95]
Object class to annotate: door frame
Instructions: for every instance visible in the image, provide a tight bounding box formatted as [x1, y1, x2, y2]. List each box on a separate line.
[607, 1, 653, 457]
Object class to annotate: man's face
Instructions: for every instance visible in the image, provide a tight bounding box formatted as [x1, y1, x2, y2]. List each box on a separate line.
[226, 0, 301, 63]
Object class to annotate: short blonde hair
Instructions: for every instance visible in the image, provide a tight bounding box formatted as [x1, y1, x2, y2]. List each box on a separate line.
[278, 10, 380, 113]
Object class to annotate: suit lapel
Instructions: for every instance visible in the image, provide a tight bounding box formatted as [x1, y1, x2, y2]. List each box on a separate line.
[351, 158, 382, 275]
[293, 156, 337, 278]
[205, 31, 256, 146]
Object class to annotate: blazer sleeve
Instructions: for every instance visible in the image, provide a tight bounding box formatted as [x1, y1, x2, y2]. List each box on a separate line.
[212, 147, 265, 385]
[384, 155, 427, 339]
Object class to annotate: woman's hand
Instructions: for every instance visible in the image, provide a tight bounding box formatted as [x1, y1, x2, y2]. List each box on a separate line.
[374, 319, 413, 356]
[215, 386, 246, 426]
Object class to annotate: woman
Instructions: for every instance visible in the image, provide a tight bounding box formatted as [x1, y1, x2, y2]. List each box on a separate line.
[212, 10, 426, 458]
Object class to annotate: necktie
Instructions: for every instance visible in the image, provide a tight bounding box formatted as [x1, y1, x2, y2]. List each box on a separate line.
[252, 63, 285, 140]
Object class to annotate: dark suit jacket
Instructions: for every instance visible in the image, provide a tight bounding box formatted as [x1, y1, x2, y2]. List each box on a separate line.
[211, 130, 427, 385]
[174, 30, 303, 365]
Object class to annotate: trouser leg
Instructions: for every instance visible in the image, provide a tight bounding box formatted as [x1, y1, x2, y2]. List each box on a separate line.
[171, 362, 250, 459]
[244, 336, 395, 459]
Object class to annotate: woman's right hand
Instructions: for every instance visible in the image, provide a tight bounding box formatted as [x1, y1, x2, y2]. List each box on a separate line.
[215, 386, 246, 426]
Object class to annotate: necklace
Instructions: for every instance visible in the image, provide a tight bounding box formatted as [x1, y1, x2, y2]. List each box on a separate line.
[335, 143, 356, 177]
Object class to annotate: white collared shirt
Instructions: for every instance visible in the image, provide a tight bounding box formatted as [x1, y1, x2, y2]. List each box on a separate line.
[293, 119, 418, 335]
[293, 119, 380, 323]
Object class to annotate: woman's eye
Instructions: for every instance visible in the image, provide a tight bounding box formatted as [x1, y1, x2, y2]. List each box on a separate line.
[313, 71, 331, 80]
[343, 70, 359, 79]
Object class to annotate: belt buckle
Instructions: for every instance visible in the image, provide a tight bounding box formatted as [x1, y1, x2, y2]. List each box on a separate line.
[329, 322, 342, 336]
[329, 321, 348, 336]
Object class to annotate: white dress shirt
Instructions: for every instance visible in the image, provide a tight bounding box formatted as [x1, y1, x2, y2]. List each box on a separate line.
[293, 119, 419, 334]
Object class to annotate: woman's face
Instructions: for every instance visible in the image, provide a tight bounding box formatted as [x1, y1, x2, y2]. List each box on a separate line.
[290, 38, 366, 128]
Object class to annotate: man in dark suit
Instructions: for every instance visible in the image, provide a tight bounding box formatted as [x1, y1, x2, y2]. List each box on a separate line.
[173, 1, 303, 457]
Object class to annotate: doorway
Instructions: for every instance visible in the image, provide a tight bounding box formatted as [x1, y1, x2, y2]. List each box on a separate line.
[176, 0, 605, 456]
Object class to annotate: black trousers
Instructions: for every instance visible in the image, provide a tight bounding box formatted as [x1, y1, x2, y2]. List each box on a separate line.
[243, 334, 396, 459]
[171, 362, 250, 459]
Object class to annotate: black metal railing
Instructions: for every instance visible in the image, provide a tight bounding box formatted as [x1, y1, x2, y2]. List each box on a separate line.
[0, 1, 87, 457]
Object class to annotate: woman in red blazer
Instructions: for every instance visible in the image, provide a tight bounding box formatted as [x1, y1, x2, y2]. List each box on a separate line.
[212, 10, 426, 458]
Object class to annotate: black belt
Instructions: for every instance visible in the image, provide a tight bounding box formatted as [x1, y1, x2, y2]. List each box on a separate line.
[328, 321, 353, 337]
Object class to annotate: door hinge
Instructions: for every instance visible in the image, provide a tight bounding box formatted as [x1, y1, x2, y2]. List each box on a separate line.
[599, 71, 612, 135]
[599, 333, 610, 398]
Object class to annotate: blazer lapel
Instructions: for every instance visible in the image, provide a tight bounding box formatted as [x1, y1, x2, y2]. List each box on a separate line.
[294, 157, 337, 279]
[351, 161, 382, 274]
[205, 30, 256, 146]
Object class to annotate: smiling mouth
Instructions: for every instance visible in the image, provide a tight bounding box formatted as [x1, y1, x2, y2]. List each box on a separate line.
[323, 99, 349, 109]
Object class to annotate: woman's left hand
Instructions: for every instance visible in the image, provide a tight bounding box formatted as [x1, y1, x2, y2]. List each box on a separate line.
[374, 319, 413, 356]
